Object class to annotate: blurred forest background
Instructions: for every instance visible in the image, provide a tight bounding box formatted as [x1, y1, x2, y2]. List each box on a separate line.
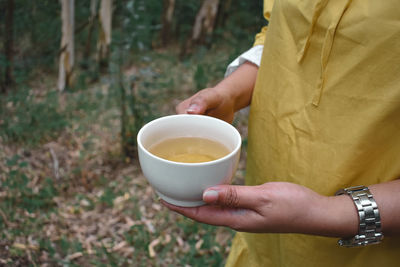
[0, 0, 264, 266]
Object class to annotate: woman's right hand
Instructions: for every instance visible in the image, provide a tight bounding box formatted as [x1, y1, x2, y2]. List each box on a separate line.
[175, 87, 236, 123]
[175, 61, 259, 123]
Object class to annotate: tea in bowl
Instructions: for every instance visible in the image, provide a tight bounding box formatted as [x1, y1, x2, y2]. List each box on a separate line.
[137, 114, 241, 207]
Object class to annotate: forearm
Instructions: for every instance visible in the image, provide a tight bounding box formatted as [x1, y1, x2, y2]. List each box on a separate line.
[299, 191, 359, 238]
[370, 179, 400, 235]
[214, 61, 258, 112]
[302, 179, 400, 238]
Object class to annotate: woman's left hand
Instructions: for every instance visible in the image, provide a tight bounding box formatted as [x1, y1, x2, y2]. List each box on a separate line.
[161, 182, 358, 237]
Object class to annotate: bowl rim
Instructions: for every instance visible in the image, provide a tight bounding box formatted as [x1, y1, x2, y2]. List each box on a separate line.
[137, 114, 242, 166]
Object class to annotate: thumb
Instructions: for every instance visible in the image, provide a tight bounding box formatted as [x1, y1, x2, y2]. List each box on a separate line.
[186, 89, 221, 114]
[203, 185, 258, 209]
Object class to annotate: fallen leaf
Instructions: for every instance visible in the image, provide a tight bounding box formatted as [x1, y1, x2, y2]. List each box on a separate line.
[195, 239, 204, 250]
[112, 241, 127, 252]
[163, 234, 171, 245]
[148, 238, 161, 258]
[12, 243, 39, 251]
[66, 252, 83, 261]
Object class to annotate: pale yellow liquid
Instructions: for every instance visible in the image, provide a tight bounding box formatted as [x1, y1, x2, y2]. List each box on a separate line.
[148, 137, 230, 163]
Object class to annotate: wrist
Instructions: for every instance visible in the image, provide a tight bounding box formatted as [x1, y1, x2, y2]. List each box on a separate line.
[326, 194, 359, 237]
[212, 81, 241, 112]
[301, 194, 358, 238]
[214, 62, 258, 111]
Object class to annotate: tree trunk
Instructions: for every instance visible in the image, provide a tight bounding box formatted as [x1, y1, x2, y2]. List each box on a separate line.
[98, 0, 112, 71]
[181, 0, 219, 58]
[3, 0, 15, 92]
[160, 0, 175, 47]
[58, 0, 75, 92]
[29, 1, 38, 48]
[191, 0, 219, 44]
[216, 0, 231, 28]
[83, 0, 98, 67]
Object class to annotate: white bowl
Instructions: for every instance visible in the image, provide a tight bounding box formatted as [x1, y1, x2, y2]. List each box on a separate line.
[137, 114, 241, 207]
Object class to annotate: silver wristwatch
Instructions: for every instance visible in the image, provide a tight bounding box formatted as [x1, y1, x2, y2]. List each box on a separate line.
[335, 185, 384, 247]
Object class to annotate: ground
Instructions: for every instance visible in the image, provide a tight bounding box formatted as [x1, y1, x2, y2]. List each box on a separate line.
[0, 45, 249, 266]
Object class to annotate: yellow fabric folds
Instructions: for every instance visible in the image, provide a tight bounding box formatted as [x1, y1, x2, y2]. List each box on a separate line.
[252, 0, 274, 46]
[227, 0, 400, 266]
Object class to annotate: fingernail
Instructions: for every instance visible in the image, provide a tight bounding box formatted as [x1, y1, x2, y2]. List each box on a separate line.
[186, 104, 200, 113]
[203, 190, 219, 203]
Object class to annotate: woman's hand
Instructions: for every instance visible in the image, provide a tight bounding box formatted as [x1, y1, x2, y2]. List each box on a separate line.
[162, 182, 359, 237]
[175, 62, 259, 123]
[176, 87, 236, 123]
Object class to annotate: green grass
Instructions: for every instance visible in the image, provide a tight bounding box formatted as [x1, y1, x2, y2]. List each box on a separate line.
[0, 89, 69, 145]
[0, 44, 247, 266]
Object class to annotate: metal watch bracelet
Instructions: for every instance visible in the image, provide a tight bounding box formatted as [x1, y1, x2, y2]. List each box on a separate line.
[335, 185, 384, 247]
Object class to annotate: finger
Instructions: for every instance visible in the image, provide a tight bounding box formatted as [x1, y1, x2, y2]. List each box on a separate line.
[203, 185, 261, 209]
[175, 98, 192, 114]
[161, 200, 257, 229]
[187, 89, 221, 114]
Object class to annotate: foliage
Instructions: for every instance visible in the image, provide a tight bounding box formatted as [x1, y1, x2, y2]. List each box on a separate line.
[173, 0, 203, 44]
[113, 0, 164, 51]
[0, 82, 103, 146]
[0, 88, 69, 145]
[0, 0, 61, 85]
[1, 0, 264, 86]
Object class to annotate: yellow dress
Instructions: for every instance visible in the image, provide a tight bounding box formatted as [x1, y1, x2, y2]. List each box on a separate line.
[226, 0, 400, 266]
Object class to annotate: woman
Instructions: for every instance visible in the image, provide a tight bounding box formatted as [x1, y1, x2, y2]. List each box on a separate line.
[163, 0, 400, 266]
